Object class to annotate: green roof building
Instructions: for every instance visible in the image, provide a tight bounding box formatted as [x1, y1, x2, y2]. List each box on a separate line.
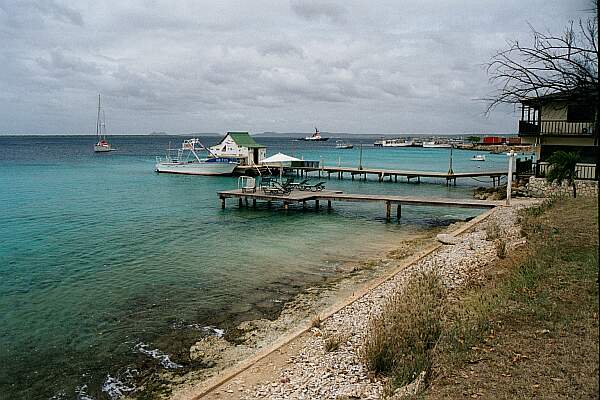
[209, 132, 267, 166]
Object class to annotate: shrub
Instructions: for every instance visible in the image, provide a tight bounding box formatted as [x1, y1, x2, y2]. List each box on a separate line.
[495, 239, 508, 259]
[361, 272, 445, 387]
[485, 221, 501, 240]
[324, 332, 348, 352]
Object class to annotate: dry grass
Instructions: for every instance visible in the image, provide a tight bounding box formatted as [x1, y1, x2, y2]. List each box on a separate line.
[485, 220, 502, 241]
[427, 197, 599, 399]
[495, 239, 508, 259]
[361, 197, 598, 398]
[323, 332, 349, 353]
[361, 272, 445, 387]
[310, 315, 322, 329]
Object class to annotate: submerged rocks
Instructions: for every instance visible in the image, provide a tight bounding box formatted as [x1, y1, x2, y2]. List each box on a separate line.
[189, 336, 230, 363]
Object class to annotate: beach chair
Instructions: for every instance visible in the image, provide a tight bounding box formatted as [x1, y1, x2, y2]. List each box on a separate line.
[262, 181, 291, 196]
[288, 179, 309, 191]
[260, 176, 274, 188]
[240, 176, 256, 193]
[303, 181, 326, 192]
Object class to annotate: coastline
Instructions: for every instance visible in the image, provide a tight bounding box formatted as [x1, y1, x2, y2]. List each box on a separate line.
[161, 200, 536, 400]
[156, 230, 445, 399]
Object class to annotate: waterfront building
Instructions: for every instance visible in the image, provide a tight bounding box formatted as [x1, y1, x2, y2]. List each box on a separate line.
[209, 132, 267, 166]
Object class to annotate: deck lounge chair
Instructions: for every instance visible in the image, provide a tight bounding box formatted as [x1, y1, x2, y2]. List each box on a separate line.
[288, 179, 309, 190]
[302, 181, 326, 192]
[262, 181, 291, 196]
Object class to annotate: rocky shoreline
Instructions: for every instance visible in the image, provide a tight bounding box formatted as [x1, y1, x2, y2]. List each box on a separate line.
[164, 230, 446, 399]
[177, 200, 539, 400]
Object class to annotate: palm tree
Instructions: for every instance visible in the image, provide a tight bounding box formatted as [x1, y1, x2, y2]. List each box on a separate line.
[546, 151, 581, 197]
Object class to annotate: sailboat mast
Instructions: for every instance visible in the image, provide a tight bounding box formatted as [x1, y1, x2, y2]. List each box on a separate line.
[96, 94, 101, 139]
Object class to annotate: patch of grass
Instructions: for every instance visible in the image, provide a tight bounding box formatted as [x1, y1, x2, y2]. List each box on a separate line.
[361, 272, 445, 387]
[485, 220, 501, 241]
[495, 239, 508, 259]
[426, 196, 599, 399]
[310, 315, 322, 329]
[323, 332, 348, 352]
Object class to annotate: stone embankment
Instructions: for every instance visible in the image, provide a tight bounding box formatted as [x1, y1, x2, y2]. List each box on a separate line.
[200, 202, 534, 400]
[527, 177, 598, 197]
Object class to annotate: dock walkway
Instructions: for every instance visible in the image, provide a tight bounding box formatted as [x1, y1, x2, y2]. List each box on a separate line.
[285, 166, 508, 186]
[218, 189, 498, 221]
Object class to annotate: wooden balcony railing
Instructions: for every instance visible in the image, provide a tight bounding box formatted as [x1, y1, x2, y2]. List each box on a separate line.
[518, 120, 594, 136]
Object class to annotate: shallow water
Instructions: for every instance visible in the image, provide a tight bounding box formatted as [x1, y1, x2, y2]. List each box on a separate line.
[0, 135, 505, 399]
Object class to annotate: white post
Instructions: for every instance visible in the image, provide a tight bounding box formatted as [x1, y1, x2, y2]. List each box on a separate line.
[506, 150, 515, 206]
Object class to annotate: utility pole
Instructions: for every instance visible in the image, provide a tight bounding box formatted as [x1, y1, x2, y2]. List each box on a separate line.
[506, 150, 515, 206]
[447, 145, 454, 175]
[358, 144, 363, 170]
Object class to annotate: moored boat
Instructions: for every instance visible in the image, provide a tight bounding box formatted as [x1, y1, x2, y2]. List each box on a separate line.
[335, 140, 353, 149]
[470, 154, 486, 161]
[93, 94, 116, 152]
[380, 138, 413, 147]
[155, 138, 238, 175]
[422, 141, 451, 148]
[300, 127, 328, 141]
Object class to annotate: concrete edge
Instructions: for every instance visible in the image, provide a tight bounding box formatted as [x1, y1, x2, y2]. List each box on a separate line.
[186, 206, 498, 399]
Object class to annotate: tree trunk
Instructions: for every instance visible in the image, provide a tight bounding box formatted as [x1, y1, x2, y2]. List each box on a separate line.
[573, 181, 577, 198]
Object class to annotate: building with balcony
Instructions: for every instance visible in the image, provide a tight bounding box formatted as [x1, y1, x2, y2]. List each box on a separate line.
[518, 90, 597, 179]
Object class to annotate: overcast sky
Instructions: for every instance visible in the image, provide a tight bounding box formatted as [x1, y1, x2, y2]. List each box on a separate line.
[0, 0, 591, 135]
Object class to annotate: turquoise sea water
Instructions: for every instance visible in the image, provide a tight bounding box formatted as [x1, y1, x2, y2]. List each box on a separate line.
[0, 135, 511, 399]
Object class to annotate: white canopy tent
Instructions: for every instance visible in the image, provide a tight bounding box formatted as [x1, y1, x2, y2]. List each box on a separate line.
[260, 152, 301, 166]
[260, 152, 301, 179]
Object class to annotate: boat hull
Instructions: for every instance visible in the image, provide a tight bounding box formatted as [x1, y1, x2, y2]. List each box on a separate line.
[155, 161, 237, 175]
[94, 145, 114, 152]
[300, 137, 329, 141]
[422, 144, 451, 148]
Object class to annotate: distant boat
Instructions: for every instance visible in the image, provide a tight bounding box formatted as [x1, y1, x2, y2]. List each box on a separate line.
[93, 94, 116, 152]
[155, 138, 238, 175]
[379, 138, 413, 147]
[470, 155, 486, 161]
[335, 140, 353, 149]
[422, 141, 451, 148]
[300, 127, 329, 141]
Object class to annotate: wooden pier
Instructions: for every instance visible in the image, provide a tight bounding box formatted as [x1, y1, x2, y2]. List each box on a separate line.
[218, 189, 498, 222]
[284, 166, 508, 186]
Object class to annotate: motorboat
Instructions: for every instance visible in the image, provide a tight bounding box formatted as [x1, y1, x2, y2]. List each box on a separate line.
[422, 141, 451, 148]
[155, 138, 238, 175]
[93, 94, 116, 152]
[300, 127, 328, 141]
[470, 155, 486, 161]
[335, 140, 353, 149]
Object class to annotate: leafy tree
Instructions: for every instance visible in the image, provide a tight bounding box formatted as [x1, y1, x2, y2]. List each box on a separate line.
[546, 151, 581, 197]
[465, 135, 481, 143]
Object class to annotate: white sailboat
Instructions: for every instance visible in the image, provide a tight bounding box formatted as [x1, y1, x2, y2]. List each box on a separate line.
[93, 94, 115, 152]
[155, 138, 238, 175]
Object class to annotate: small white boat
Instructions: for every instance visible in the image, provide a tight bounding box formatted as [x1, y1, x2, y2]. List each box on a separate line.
[470, 155, 486, 161]
[422, 141, 451, 148]
[93, 94, 116, 152]
[335, 140, 353, 149]
[155, 139, 238, 175]
[301, 127, 328, 141]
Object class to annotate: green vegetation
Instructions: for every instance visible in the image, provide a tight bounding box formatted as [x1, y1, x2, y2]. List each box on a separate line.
[362, 197, 599, 398]
[546, 151, 581, 198]
[466, 135, 481, 143]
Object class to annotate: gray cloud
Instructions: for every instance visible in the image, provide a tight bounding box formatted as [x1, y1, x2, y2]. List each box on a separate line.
[0, 0, 592, 135]
[290, 0, 347, 24]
